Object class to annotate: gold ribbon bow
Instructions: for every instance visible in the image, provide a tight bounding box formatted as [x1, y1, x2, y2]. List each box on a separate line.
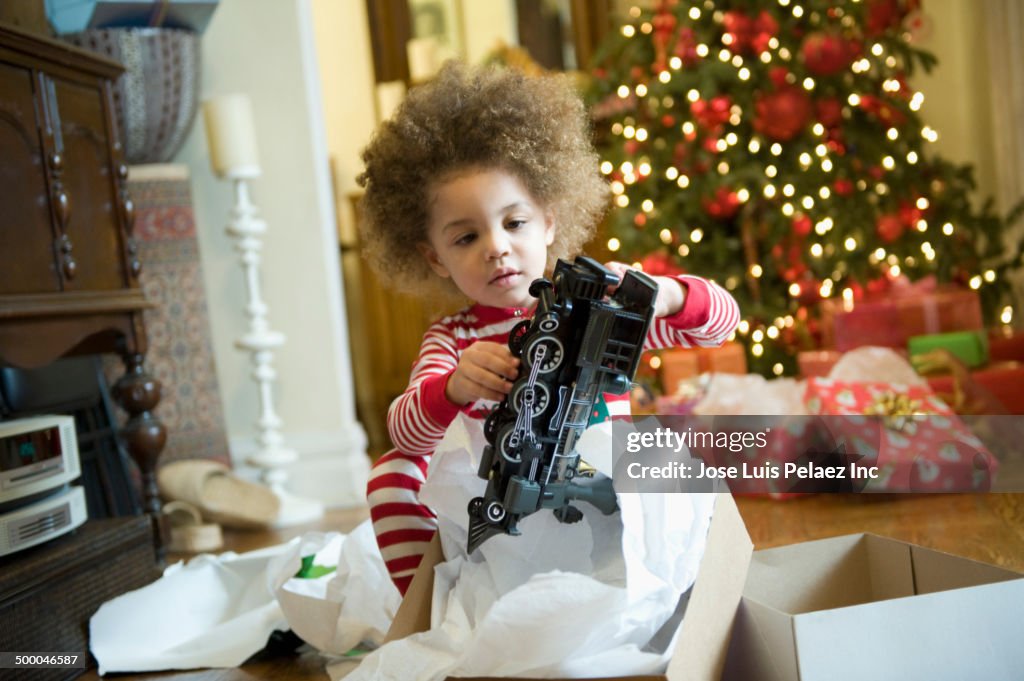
[863, 390, 930, 432]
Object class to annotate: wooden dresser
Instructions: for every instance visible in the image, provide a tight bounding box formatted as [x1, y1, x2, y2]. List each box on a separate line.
[0, 23, 166, 550]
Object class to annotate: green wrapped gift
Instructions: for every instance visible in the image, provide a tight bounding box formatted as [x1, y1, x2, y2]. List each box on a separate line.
[908, 330, 989, 368]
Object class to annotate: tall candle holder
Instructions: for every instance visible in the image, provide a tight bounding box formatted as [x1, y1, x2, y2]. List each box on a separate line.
[204, 94, 323, 527]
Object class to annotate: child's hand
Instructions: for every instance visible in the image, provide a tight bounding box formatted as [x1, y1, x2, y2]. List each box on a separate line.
[604, 261, 685, 318]
[446, 341, 521, 405]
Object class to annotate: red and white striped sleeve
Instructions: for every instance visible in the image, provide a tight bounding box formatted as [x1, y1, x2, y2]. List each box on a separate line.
[386, 320, 463, 457]
[644, 275, 741, 350]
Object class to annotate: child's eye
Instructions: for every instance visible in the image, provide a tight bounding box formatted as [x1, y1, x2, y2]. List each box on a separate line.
[506, 219, 527, 230]
[454, 233, 476, 246]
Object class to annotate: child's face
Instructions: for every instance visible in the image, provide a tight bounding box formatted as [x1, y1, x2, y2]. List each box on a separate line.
[420, 168, 555, 308]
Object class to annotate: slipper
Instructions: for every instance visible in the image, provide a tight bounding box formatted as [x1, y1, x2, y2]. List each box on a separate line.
[163, 500, 223, 553]
[157, 459, 281, 529]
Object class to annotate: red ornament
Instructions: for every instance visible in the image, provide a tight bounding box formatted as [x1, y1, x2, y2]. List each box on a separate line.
[769, 66, 791, 88]
[801, 32, 855, 76]
[701, 187, 741, 220]
[866, 0, 903, 36]
[722, 11, 756, 53]
[674, 27, 700, 66]
[661, 114, 676, 128]
[751, 11, 779, 54]
[624, 140, 639, 155]
[652, 8, 677, 71]
[792, 214, 813, 237]
[753, 86, 811, 141]
[640, 251, 684, 276]
[833, 178, 854, 196]
[815, 97, 844, 128]
[724, 10, 779, 55]
[876, 213, 905, 243]
[859, 95, 906, 127]
[690, 95, 731, 131]
[898, 200, 923, 226]
[634, 212, 647, 227]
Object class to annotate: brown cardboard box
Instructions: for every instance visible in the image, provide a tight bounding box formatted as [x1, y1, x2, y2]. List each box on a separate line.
[385, 494, 753, 681]
[723, 533, 1024, 681]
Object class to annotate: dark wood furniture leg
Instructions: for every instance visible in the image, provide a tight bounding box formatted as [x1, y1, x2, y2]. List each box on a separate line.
[113, 352, 167, 560]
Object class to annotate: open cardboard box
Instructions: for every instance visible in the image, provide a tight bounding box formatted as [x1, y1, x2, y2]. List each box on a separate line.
[384, 493, 753, 681]
[723, 533, 1024, 681]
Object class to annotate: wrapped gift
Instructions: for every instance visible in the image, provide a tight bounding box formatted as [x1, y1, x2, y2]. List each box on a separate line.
[804, 377, 997, 491]
[797, 349, 843, 378]
[908, 330, 988, 368]
[660, 342, 747, 394]
[820, 285, 983, 351]
[926, 362, 1024, 415]
[48, 0, 220, 35]
[988, 327, 1024, 362]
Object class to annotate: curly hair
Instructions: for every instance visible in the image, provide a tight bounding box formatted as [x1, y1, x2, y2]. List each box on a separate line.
[357, 61, 609, 299]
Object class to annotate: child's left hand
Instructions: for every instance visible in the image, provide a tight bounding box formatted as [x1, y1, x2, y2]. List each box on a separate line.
[604, 261, 685, 318]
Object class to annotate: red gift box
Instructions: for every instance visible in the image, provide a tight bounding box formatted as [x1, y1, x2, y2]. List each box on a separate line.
[819, 284, 982, 351]
[804, 378, 997, 491]
[988, 327, 1024, 362]
[926, 362, 1024, 415]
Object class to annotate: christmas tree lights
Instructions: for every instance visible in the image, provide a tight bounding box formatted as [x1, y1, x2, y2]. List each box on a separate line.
[587, 0, 1023, 376]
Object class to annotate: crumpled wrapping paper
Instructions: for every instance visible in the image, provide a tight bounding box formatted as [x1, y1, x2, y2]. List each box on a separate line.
[90, 516, 400, 674]
[342, 414, 715, 681]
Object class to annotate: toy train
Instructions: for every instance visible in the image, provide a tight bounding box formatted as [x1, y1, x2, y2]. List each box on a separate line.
[467, 256, 657, 553]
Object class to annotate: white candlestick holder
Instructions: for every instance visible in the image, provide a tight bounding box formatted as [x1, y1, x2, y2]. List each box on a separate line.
[225, 176, 323, 527]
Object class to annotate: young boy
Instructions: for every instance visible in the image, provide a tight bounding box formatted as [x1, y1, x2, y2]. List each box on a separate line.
[358, 62, 740, 594]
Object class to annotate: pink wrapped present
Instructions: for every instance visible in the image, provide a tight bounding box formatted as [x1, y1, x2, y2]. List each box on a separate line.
[803, 378, 997, 491]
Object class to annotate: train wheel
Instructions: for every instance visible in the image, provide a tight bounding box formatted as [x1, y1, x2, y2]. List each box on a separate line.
[484, 500, 506, 524]
[522, 336, 564, 374]
[496, 423, 521, 464]
[510, 379, 550, 417]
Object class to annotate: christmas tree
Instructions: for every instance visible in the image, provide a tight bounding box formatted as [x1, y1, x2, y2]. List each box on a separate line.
[586, 0, 1023, 377]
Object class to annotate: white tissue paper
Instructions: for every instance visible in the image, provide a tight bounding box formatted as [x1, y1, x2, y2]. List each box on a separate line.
[90, 517, 401, 674]
[343, 414, 715, 681]
[694, 372, 808, 416]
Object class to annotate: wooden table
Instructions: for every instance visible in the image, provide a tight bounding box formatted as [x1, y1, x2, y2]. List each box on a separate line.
[78, 493, 1024, 680]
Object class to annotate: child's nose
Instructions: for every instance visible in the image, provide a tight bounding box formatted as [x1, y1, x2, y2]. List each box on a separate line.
[484, 231, 511, 260]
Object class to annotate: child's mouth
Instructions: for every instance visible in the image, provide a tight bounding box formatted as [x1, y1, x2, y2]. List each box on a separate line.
[490, 271, 520, 287]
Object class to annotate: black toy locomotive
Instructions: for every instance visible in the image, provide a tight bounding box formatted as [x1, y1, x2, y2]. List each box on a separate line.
[467, 256, 658, 553]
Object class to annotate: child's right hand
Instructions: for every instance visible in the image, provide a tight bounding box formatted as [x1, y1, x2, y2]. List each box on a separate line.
[445, 341, 520, 405]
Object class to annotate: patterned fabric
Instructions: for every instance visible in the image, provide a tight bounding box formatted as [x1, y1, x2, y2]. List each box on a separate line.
[368, 275, 740, 592]
[105, 171, 230, 468]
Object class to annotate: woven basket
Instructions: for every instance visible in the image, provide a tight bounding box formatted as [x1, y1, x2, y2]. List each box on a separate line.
[66, 27, 200, 164]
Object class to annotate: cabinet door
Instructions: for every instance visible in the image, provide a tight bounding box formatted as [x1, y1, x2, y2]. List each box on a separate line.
[0, 61, 60, 294]
[46, 74, 127, 291]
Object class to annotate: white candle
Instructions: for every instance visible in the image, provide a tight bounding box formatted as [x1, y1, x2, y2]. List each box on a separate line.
[203, 94, 260, 178]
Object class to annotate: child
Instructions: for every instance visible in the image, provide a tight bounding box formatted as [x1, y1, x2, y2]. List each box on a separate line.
[357, 62, 740, 595]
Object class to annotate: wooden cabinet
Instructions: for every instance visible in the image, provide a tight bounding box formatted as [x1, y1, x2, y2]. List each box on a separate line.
[0, 23, 164, 554]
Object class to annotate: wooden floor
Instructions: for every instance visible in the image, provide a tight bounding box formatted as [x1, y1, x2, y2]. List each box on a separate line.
[82, 493, 1024, 681]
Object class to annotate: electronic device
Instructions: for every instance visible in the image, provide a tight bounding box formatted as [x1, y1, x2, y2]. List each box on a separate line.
[0, 415, 87, 556]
